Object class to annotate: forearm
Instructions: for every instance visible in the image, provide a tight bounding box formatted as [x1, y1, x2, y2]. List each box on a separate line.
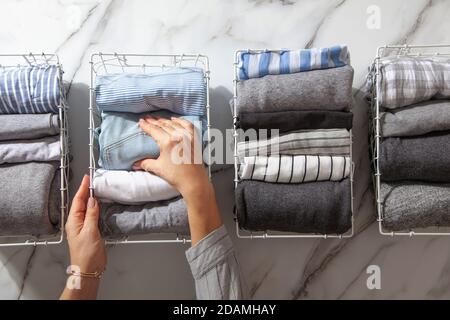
[60, 277, 100, 300]
[183, 181, 223, 246]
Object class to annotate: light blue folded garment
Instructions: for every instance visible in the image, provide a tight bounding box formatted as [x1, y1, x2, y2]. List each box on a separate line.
[0, 65, 61, 114]
[95, 67, 206, 116]
[97, 110, 205, 170]
[237, 45, 350, 80]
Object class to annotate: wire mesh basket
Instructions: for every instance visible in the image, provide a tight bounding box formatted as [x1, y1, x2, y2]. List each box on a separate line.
[369, 44, 450, 236]
[89, 52, 211, 245]
[232, 49, 354, 239]
[0, 53, 69, 247]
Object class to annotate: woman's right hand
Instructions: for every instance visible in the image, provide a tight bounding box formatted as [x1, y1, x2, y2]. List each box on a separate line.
[134, 116, 222, 246]
[134, 116, 210, 202]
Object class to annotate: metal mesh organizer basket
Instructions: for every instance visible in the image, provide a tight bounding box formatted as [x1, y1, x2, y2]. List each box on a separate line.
[0, 53, 70, 247]
[89, 53, 211, 244]
[369, 44, 450, 236]
[232, 49, 354, 239]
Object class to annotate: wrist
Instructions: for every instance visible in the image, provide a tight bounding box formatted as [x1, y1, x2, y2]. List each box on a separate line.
[181, 180, 214, 207]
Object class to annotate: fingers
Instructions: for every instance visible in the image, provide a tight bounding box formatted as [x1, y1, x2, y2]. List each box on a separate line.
[83, 197, 100, 230]
[156, 118, 179, 136]
[66, 175, 90, 236]
[171, 117, 195, 132]
[167, 118, 186, 131]
[139, 117, 168, 143]
[71, 175, 90, 210]
[134, 158, 160, 174]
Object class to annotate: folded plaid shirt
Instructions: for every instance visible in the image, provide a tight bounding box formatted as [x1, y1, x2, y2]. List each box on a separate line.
[379, 56, 450, 109]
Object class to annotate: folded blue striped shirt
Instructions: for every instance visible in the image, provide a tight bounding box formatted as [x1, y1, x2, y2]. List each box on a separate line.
[0, 65, 61, 114]
[95, 67, 206, 116]
[237, 45, 350, 80]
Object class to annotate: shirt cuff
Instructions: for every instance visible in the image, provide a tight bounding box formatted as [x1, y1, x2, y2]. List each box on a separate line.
[185, 225, 233, 280]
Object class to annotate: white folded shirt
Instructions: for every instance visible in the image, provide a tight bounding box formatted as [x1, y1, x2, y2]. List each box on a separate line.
[93, 169, 180, 204]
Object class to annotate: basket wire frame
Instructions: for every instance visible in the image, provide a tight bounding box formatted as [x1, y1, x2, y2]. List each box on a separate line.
[89, 52, 212, 245]
[232, 49, 355, 239]
[371, 44, 450, 237]
[0, 53, 69, 247]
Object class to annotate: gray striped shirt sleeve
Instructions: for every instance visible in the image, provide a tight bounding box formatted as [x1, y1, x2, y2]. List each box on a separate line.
[185, 225, 247, 300]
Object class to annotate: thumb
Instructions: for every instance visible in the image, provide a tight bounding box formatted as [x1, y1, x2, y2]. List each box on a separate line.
[134, 158, 160, 174]
[83, 197, 100, 229]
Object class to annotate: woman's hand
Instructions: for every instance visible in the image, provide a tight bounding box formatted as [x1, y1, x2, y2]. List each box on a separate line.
[134, 116, 209, 200]
[60, 175, 106, 300]
[134, 116, 222, 245]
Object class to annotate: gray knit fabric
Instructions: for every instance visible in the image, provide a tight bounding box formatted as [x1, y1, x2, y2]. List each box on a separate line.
[235, 179, 351, 234]
[381, 100, 450, 137]
[48, 172, 61, 226]
[380, 131, 450, 182]
[0, 136, 60, 164]
[237, 110, 353, 132]
[381, 182, 450, 231]
[0, 162, 59, 236]
[236, 65, 354, 114]
[100, 197, 189, 237]
[0, 114, 59, 141]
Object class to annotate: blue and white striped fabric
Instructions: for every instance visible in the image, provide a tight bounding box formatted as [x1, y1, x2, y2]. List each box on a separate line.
[95, 67, 206, 116]
[237, 45, 350, 80]
[0, 65, 61, 114]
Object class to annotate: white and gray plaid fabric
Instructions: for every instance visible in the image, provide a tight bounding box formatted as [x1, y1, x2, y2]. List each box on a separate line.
[379, 56, 450, 109]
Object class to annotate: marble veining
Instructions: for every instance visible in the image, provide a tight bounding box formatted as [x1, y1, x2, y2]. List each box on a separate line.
[1, 0, 450, 299]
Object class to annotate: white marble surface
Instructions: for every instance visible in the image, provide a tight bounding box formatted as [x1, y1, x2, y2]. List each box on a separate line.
[1, 0, 450, 300]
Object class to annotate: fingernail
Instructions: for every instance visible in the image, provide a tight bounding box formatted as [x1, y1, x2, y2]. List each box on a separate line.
[87, 197, 95, 208]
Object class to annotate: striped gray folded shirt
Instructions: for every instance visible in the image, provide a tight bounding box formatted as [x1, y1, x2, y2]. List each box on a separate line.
[0, 65, 61, 114]
[95, 67, 206, 116]
[237, 45, 350, 80]
[379, 56, 450, 109]
[239, 155, 351, 184]
[237, 129, 351, 159]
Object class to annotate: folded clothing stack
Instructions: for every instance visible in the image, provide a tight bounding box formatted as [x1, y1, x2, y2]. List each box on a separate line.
[372, 56, 450, 231]
[235, 45, 354, 234]
[94, 67, 207, 237]
[0, 65, 62, 236]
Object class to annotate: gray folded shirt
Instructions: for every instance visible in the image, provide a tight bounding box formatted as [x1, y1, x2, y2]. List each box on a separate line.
[0, 114, 59, 141]
[380, 131, 450, 183]
[381, 182, 450, 231]
[237, 129, 351, 159]
[236, 65, 354, 114]
[0, 136, 61, 164]
[100, 197, 189, 237]
[235, 179, 352, 235]
[380, 100, 450, 137]
[0, 162, 60, 236]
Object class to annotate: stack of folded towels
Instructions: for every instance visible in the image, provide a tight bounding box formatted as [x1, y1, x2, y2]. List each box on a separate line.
[0, 65, 62, 236]
[234, 45, 354, 234]
[371, 56, 450, 231]
[94, 67, 207, 237]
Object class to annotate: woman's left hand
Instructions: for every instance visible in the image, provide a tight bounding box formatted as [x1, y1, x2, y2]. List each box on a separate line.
[60, 175, 106, 300]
